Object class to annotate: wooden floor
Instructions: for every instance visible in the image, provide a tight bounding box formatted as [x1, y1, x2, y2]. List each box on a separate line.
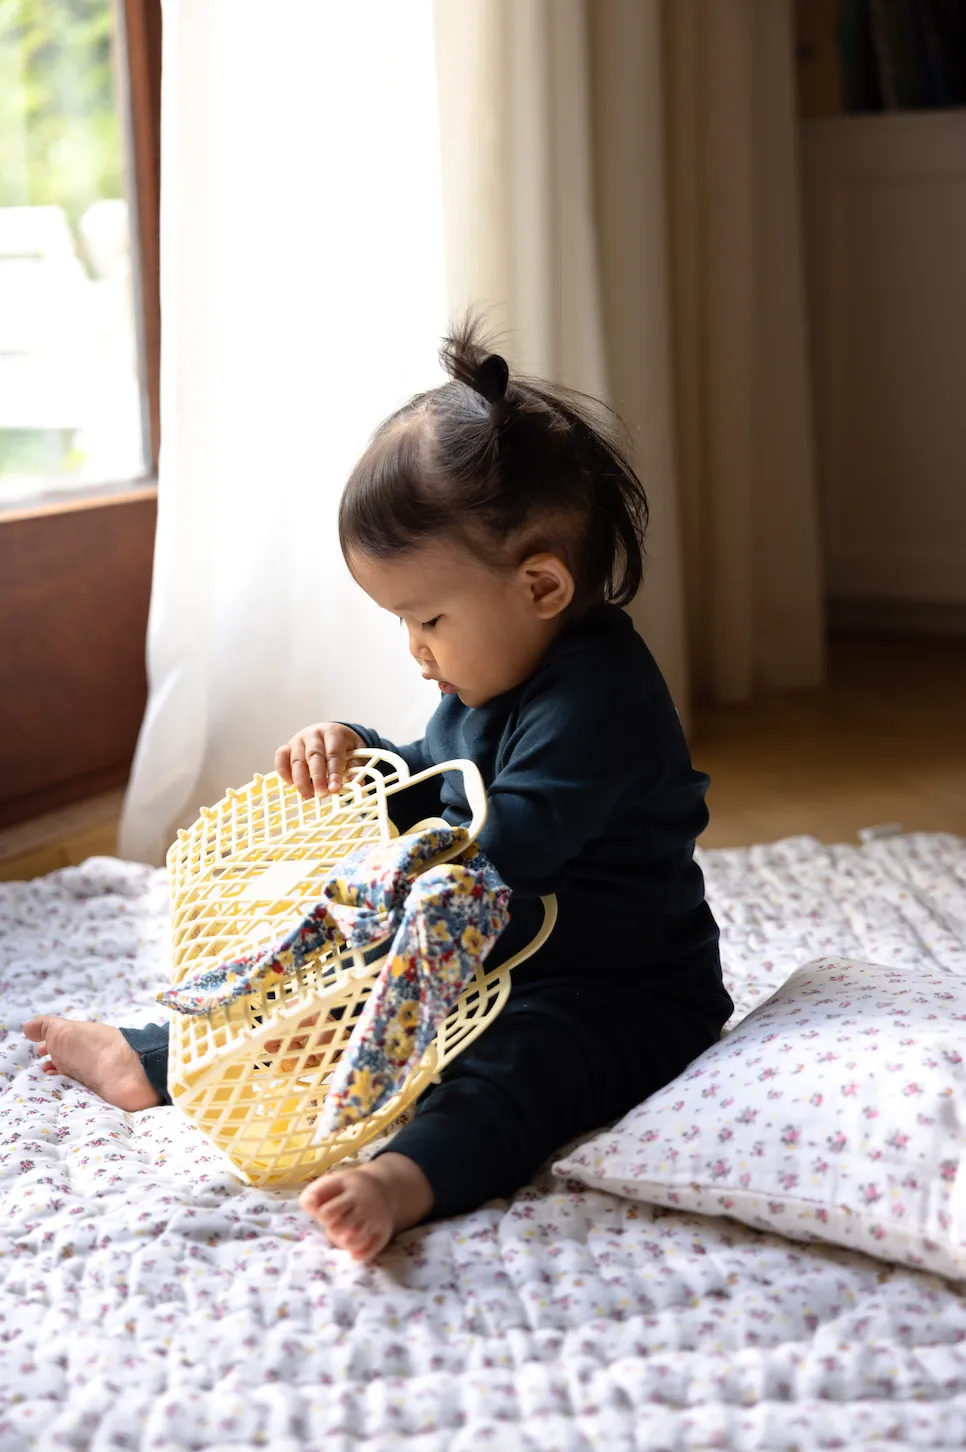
[0, 635, 963, 881]
[695, 634, 966, 848]
[0, 788, 124, 883]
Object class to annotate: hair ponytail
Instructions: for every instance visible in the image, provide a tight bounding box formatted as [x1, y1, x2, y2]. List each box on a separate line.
[339, 315, 648, 612]
[439, 321, 510, 416]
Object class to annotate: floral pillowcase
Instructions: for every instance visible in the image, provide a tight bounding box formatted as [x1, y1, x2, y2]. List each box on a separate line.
[555, 957, 966, 1281]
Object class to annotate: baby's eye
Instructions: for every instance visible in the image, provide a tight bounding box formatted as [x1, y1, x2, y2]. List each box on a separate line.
[421, 616, 441, 630]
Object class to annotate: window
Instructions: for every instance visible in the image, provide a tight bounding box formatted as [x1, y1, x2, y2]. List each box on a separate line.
[0, 0, 150, 507]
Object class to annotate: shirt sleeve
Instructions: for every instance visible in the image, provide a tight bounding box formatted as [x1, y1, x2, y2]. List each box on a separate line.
[475, 658, 658, 896]
[343, 723, 432, 778]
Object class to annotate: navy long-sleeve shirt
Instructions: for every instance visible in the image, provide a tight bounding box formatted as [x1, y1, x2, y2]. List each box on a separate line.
[351, 605, 726, 1005]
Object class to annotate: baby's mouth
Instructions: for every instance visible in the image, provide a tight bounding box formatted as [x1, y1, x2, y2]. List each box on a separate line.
[422, 670, 458, 695]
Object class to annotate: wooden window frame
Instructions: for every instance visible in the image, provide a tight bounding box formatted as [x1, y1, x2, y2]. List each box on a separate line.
[123, 0, 162, 474]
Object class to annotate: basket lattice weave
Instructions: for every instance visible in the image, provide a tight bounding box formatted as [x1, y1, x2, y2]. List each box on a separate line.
[165, 751, 555, 1188]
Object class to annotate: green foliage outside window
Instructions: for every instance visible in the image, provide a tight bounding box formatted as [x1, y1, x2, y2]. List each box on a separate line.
[0, 3, 136, 488]
[0, 0, 123, 233]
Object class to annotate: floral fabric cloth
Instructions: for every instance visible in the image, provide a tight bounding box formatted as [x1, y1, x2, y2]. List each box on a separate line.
[316, 854, 511, 1135]
[158, 825, 470, 1015]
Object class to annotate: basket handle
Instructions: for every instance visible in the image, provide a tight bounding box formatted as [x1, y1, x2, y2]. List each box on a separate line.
[499, 893, 558, 970]
[396, 757, 488, 842]
[347, 753, 556, 958]
[346, 750, 488, 858]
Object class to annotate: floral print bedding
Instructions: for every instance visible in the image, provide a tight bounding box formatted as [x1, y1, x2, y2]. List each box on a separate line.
[1, 832, 965, 1450]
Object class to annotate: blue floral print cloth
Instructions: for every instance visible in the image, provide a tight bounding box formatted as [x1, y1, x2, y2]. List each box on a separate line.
[159, 825, 511, 1132]
[158, 825, 470, 1016]
[316, 852, 511, 1135]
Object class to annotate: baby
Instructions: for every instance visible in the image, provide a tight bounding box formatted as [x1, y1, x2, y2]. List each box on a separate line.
[26, 320, 733, 1259]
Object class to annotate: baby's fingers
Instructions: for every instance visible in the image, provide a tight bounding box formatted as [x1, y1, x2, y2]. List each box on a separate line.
[283, 734, 318, 799]
[275, 723, 362, 799]
[275, 743, 294, 787]
[322, 729, 349, 793]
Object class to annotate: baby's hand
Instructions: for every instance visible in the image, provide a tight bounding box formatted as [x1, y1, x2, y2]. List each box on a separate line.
[275, 723, 365, 798]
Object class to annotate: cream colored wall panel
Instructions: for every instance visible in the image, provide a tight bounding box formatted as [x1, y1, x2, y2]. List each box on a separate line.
[803, 113, 966, 603]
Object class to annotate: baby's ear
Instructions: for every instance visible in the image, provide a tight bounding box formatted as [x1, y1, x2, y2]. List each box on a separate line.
[519, 553, 575, 619]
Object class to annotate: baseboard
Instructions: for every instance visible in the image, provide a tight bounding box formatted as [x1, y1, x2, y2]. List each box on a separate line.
[0, 765, 130, 834]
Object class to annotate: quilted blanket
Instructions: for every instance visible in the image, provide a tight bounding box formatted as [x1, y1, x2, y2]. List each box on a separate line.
[2, 833, 966, 1451]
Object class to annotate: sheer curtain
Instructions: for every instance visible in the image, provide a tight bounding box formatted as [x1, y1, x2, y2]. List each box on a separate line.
[119, 0, 444, 864]
[664, 0, 826, 701]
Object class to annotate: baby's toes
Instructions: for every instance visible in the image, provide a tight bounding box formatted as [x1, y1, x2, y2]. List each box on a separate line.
[300, 1176, 343, 1217]
[340, 1224, 372, 1255]
[350, 1237, 378, 1263]
[317, 1206, 356, 1246]
[318, 1194, 358, 1232]
[344, 1215, 391, 1262]
[336, 1215, 380, 1258]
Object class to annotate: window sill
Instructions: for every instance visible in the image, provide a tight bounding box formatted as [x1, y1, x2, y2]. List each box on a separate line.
[0, 478, 158, 525]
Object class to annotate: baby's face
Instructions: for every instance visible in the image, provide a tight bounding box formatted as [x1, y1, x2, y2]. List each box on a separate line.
[349, 541, 571, 708]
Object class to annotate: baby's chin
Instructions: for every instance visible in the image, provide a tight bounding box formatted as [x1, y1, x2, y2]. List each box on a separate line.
[450, 682, 505, 709]
[448, 684, 481, 707]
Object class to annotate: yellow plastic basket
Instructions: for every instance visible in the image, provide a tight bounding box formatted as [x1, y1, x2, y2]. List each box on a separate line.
[165, 751, 556, 1188]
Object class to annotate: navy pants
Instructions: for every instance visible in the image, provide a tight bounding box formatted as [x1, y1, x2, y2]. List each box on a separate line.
[121, 962, 728, 1221]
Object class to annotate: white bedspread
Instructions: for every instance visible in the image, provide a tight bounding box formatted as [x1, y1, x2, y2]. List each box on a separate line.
[2, 833, 966, 1451]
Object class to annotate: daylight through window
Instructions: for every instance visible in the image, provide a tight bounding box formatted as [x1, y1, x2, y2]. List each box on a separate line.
[0, 0, 147, 506]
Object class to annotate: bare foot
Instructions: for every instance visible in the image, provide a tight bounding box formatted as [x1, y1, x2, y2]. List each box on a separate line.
[23, 1016, 162, 1111]
[299, 1152, 434, 1261]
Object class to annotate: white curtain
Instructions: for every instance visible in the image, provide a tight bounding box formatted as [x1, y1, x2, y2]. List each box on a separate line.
[433, 0, 825, 709]
[119, 0, 444, 864]
[665, 0, 826, 701]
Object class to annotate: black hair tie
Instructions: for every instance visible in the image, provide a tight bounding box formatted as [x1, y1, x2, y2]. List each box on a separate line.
[476, 352, 510, 409]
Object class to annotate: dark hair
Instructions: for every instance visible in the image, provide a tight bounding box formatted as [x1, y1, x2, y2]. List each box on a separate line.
[338, 316, 648, 611]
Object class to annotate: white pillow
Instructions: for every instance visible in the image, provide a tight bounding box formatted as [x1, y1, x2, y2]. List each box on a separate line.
[555, 957, 966, 1280]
